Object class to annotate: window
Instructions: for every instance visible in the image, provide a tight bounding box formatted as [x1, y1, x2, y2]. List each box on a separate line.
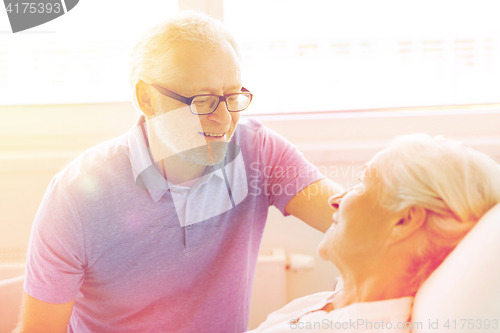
[2, 0, 499, 115]
[225, 0, 500, 114]
[0, 0, 178, 105]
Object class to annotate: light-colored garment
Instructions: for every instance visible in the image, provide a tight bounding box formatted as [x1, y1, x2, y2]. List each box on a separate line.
[24, 115, 324, 333]
[249, 289, 414, 332]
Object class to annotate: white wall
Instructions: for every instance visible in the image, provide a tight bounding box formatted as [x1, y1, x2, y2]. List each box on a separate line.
[1, 103, 499, 302]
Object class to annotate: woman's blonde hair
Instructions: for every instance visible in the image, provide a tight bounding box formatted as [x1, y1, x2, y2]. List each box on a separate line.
[129, 11, 241, 113]
[374, 134, 500, 293]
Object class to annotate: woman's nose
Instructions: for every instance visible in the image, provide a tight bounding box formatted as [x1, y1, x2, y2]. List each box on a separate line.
[328, 191, 346, 210]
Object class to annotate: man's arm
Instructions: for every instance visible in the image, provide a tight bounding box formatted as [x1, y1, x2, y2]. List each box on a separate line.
[285, 178, 344, 233]
[13, 291, 74, 333]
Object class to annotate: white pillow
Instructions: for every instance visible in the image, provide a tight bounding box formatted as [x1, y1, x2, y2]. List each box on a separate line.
[412, 203, 500, 332]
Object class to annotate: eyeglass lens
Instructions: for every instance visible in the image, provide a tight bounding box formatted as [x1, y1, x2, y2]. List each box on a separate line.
[191, 94, 251, 114]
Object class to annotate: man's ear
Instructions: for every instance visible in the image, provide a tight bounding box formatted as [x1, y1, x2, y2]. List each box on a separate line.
[389, 206, 427, 244]
[136, 80, 155, 118]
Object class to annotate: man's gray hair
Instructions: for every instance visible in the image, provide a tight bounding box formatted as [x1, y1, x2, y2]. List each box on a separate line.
[129, 11, 241, 113]
[373, 134, 500, 293]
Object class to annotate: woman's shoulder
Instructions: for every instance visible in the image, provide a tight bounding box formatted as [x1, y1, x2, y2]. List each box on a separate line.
[321, 296, 414, 331]
[262, 290, 339, 322]
[285, 291, 339, 311]
[248, 291, 339, 332]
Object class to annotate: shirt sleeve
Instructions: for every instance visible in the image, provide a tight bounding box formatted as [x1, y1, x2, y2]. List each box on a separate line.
[256, 125, 325, 216]
[24, 176, 86, 304]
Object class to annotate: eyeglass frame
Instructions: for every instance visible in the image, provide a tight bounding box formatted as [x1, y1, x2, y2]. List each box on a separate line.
[150, 83, 253, 115]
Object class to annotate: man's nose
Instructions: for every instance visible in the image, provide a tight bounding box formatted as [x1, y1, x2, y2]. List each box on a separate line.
[206, 99, 231, 125]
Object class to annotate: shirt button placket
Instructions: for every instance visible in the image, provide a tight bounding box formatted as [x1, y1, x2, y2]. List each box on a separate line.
[184, 190, 193, 250]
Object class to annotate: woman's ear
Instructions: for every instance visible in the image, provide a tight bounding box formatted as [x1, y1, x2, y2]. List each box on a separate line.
[136, 80, 155, 118]
[389, 206, 427, 244]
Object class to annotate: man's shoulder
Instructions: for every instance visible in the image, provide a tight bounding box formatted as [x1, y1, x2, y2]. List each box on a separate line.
[232, 118, 269, 161]
[55, 133, 130, 188]
[235, 117, 266, 137]
[234, 117, 277, 149]
[235, 116, 294, 154]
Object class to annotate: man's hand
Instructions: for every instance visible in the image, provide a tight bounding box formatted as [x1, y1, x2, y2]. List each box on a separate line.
[285, 178, 344, 233]
[13, 291, 74, 333]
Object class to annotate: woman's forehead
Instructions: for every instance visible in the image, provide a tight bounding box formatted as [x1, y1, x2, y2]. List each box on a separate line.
[361, 162, 380, 180]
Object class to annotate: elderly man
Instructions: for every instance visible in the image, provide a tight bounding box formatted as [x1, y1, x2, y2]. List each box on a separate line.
[15, 11, 342, 333]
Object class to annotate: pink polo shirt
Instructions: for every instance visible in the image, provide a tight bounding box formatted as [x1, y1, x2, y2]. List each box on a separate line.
[24, 116, 325, 332]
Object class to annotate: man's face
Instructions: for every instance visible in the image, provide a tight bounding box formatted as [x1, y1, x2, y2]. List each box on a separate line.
[147, 40, 242, 166]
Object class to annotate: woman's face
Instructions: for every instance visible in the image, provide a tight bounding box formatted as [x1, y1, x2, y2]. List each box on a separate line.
[317, 162, 401, 269]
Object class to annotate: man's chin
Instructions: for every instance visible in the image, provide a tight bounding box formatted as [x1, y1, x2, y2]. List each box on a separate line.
[176, 144, 228, 166]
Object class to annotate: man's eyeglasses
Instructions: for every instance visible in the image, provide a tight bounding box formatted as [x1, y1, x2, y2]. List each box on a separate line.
[150, 84, 253, 115]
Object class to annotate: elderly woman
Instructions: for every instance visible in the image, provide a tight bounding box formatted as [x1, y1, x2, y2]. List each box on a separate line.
[249, 134, 500, 332]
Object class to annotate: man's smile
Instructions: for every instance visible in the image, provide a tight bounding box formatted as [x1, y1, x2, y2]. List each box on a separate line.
[201, 132, 225, 137]
[199, 131, 228, 141]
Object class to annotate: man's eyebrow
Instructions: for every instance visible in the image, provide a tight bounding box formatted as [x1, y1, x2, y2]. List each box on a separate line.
[189, 85, 243, 95]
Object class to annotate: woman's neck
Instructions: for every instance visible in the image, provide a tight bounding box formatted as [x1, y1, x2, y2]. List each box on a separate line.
[331, 257, 415, 310]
